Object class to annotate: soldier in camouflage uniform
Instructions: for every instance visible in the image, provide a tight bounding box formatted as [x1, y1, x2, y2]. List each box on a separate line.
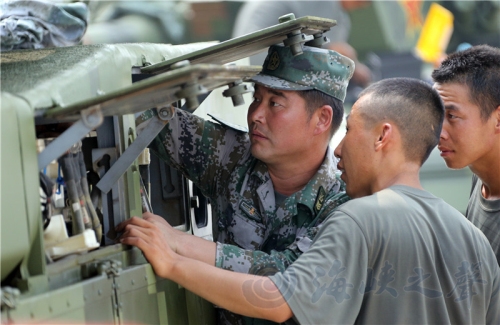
[122, 44, 354, 324]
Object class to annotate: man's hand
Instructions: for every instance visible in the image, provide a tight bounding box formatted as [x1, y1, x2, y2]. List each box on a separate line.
[116, 214, 292, 322]
[116, 214, 177, 278]
[117, 212, 217, 266]
[117, 212, 184, 253]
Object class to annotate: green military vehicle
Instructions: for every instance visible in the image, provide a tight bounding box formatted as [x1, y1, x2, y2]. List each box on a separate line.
[0, 14, 337, 324]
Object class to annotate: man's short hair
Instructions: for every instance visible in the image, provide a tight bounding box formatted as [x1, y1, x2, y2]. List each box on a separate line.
[431, 45, 500, 121]
[297, 89, 344, 139]
[358, 78, 444, 165]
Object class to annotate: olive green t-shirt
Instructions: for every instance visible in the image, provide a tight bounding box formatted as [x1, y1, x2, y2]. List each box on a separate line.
[466, 175, 500, 265]
[271, 185, 500, 324]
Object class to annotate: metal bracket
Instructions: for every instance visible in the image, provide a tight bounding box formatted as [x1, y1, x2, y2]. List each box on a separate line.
[38, 105, 103, 170]
[96, 109, 169, 194]
[222, 80, 254, 106]
[98, 260, 122, 278]
[305, 33, 330, 48]
[1, 287, 20, 310]
[279, 13, 314, 56]
[167, 59, 208, 111]
[175, 83, 208, 112]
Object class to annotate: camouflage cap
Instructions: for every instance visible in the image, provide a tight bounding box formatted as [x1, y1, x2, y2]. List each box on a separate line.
[251, 45, 355, 102]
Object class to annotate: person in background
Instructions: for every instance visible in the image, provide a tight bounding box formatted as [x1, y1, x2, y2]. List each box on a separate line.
[432, 44, 500, 264]
[119, 77, 500, 324]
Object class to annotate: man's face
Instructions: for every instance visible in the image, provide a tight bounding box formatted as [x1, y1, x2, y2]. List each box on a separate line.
[247, 85, 318, 165]
[334, 95, 376, 198]
[435, 82, 495, 170]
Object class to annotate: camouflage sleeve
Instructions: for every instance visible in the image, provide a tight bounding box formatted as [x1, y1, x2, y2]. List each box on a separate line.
[141, 108, 250, 197]
[215, 191, 351, 275]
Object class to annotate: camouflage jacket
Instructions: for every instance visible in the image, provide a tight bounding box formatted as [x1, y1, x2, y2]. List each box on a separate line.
[144, 107, 350, 277]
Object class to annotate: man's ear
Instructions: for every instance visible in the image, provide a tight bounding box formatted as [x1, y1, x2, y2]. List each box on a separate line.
[313, 105, 333, 136]
[494, 105, 500, 133]
[374, 122, 393, 151]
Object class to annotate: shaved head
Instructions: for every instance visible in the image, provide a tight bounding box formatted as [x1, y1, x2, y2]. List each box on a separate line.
[358, 78, 444, 165]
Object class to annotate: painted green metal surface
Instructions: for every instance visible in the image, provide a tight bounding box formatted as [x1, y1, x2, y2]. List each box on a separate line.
[1, 42, 222, 324]
[43, 64, 261, 121]
[1, 93, 42, 283]
[1, 43, 217, 113]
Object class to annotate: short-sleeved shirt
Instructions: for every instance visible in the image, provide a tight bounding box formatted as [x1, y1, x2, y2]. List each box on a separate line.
[270, 185, 500, 324]
[466, 174, 500, 265]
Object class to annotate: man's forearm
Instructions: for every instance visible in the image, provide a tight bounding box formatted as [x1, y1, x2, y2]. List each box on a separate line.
[175, 231, 216, 265]
[117, 213, 293, 322]
[169, 254, 293, 323]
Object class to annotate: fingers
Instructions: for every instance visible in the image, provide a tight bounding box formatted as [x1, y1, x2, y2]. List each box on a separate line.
[116, 215, 151, 232]
[120, 222, 152, 243]
[142, 211, 156, 219]
[143, 212, 170, 226]
[116, 214, 177, 256]
[120, 231, 149, 249]
[119, 220, 176, 279]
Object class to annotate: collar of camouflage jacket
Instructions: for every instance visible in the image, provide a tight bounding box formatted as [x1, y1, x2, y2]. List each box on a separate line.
[249, 146, 341, 216]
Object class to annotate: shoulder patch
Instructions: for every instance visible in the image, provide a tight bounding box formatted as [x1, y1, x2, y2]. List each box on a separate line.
[314, 186, 326, 214]
[208, 113, 248, 133]
[239, 200, 261, 222]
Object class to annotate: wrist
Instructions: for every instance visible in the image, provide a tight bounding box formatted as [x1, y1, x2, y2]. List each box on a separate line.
[174, 229, 189, 255]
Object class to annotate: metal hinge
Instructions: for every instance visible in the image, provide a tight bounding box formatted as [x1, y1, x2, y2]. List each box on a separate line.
[97, 260, 122, 278]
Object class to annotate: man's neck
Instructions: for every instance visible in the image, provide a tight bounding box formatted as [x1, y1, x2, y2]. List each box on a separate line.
[470, 144, 500, 199]
[473, 168, 500, 200]
[370, 161, 423, 195]
[267, 151, 326, 197]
